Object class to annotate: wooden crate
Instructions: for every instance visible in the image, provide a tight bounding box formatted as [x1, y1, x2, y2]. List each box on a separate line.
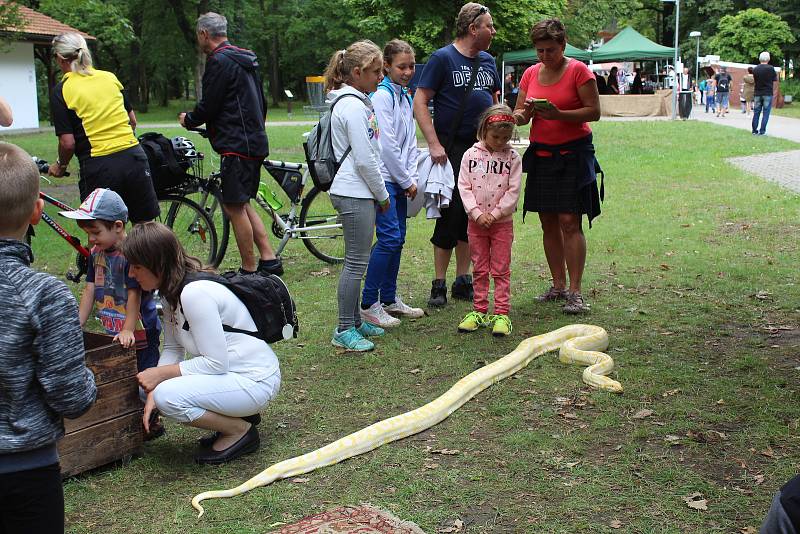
[59, 332, 144, 477]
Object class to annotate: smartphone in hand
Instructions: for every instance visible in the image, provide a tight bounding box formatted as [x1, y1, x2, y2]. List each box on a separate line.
[531, 98, 554, 110]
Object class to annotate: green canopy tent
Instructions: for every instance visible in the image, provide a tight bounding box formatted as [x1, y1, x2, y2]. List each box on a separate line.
[590, 26, 674, 62]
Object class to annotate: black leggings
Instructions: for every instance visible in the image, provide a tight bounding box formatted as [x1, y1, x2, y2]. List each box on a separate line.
[0, 463, 64, 534]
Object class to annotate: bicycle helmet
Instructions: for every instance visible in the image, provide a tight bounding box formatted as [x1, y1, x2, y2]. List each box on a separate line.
[171, 136, 200, 162]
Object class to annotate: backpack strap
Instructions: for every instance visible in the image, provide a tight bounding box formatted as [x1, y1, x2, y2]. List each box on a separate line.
[446, 54, 482, 153]
[328, 93, 363, 167]
[178, 272, 259, 339]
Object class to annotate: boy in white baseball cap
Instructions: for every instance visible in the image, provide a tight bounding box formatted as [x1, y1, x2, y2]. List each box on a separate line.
[60, 189, 162, 407]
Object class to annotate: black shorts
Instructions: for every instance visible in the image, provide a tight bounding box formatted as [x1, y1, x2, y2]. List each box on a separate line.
[220, 155, 265, 203]
[79, 145, 160, 223]
[430, 136, 474, 250]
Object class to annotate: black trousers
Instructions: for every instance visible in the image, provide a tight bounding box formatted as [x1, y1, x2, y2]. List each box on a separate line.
[0, 463, 64, 534]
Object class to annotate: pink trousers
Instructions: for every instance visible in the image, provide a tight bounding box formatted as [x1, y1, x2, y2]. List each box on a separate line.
[467, 219, 513, 315]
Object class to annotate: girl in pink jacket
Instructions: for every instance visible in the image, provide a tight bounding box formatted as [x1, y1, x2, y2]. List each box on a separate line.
[457, 104, 521, 336]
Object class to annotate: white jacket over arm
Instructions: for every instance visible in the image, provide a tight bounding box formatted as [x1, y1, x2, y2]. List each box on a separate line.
[371, 83, 419, 190]
[328, 85, 389, 202]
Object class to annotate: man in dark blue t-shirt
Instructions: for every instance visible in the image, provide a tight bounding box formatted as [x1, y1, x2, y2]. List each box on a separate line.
[414, 2, 500, 308]
[752, 51, 777, 135]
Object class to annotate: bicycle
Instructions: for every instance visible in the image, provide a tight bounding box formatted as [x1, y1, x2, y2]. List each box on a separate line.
[30, 159, 91, 283]
[160, 128, 344, 267]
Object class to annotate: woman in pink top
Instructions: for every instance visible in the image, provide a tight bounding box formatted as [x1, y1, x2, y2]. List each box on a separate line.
[457, 104, 521, 337]
[512, 18, 602, 315]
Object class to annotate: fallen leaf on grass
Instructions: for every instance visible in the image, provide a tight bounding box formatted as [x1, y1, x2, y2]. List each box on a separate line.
[761, 447, 775, 458]
[632, 409, 654, 419]
[665, 435, 682, 445]
[754, 474, 765, 485]
[424, 462, 440, 469]
[432, 448, 460, 455]
[662, 389, 680, 397]
[409, 368, 422, 375]
[751, 290, 772, 300]
[438, 519, 464, 533]
[683, 492, 708, 511]
[560, 412, 579, 420]
[659, 264, 670, 271]
[310, 268, 330, 277]
[609, 520, 623, 529]
[291, 477, 310, 483]
[740, 527, 757, 533]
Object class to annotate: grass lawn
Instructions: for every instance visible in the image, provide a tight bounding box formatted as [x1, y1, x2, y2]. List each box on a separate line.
[2, 121, 799, 533]
[772, 104, 800, 119]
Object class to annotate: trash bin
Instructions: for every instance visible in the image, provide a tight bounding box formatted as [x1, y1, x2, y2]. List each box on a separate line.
[679, 90, 693, 120]
[304, 76, 327, 115]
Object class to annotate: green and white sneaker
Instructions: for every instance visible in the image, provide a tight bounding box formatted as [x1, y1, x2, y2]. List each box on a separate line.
[357, 321, 385, 338]
[332, 327, 374, 352]
[491, 314, 512, 337]
[458, 311, 487, 333]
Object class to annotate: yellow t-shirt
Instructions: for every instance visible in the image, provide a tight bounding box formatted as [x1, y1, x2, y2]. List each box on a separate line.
[51, 68, 138, 160]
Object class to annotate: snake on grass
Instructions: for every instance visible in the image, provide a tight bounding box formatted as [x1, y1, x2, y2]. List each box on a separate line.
[192, 324, 623, 517]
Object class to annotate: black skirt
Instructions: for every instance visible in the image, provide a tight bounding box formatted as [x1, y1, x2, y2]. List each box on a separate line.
[522, 146, 602, 225]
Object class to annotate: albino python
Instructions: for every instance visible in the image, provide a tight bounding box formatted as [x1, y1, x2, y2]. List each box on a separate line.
[192, 324, 622, 516]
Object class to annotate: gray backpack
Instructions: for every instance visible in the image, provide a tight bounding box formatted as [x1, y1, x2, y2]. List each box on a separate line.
[303, 93, 361, 191]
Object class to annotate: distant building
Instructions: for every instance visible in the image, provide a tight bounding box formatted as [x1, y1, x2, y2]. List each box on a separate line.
[0, 5, 95, 130]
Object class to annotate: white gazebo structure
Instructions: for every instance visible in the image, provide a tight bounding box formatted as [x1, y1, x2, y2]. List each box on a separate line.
[0, 5, 95, 131]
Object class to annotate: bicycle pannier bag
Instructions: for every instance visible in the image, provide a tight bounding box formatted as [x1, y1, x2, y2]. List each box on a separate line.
[303, 93, 361, 191]
[180, 271, 298, 343]
[138, 132, 191, 193]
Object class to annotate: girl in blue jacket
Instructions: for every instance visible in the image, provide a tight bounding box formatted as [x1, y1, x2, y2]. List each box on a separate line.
[360, 39, 424, 329]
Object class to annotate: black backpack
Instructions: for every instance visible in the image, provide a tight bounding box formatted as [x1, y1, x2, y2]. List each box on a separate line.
[180, 271, 298, 344]
[717, 75, 730, 92]
[303, 93, 361, 191]
[138, 132, 191, 193]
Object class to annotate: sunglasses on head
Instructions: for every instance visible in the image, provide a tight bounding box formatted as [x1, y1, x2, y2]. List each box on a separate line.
[472, 5, 489, 24]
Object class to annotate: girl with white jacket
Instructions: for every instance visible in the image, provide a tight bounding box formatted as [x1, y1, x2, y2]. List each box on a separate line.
[360, 40, 424, 328]
[324, 40, 391, 352]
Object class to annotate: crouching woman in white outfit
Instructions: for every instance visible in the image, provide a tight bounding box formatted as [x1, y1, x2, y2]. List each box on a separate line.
[124, 222, 281, 464]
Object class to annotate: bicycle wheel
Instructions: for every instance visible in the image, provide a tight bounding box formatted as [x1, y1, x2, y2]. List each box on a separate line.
[184, 184, 230, 267]
[298, 186, 344, 264]
[157, 195, 218, 266]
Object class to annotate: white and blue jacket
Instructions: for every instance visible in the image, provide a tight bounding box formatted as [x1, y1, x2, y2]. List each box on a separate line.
[371, 79, 419, 191]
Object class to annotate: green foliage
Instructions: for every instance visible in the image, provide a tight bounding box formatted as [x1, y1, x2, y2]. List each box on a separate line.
[709, 8, 795, 63]
[0, 2, 24, 50]
[38, 0, 136, 60]
[565, 0, 641, 48]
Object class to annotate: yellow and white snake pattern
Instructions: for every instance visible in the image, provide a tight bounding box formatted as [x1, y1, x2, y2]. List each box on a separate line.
[192, 324, 622, 516]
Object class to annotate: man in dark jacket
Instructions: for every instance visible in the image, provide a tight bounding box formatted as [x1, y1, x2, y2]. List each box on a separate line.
[0, 143, 96, 533]
[179, 12, 283, 276]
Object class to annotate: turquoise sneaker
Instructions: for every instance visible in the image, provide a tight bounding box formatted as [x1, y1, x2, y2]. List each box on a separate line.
[357, 321, 385, 338]
[331, 327, 374, 352]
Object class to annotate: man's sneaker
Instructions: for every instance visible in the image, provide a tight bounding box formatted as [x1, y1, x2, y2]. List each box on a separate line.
[360, 301, 401, 327]
[451, 274, 474, 301]
[563, 292, 590, 314]
[357, 321, 385, 338]
[535, 286, 568, 302]
[383, 297, 424, 318]
[458, 311, 487, 333]
[258, 258, 284, 277]
[491, 314, 512, 337]
[331, 327, 374, 352]
[428, 279, 447, 307]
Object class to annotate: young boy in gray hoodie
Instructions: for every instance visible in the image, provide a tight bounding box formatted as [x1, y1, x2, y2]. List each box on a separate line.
[0, 143, 96, 533]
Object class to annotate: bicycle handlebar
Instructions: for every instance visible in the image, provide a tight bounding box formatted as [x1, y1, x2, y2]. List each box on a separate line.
[33, 157, 70, 177]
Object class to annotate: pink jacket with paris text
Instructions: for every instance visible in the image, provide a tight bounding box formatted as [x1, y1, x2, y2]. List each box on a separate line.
[458, 141, 522, 224]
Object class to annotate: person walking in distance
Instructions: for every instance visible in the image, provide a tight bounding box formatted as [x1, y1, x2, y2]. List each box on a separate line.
[714, 66, 732, 118]
[413, 3, 501, 308]
[752, 52, 777, 136]
[179, 12, 283, 276]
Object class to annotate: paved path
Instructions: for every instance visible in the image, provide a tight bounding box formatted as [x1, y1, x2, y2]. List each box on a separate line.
[692, 106, 800, 143]
[689, 105, 800, 194]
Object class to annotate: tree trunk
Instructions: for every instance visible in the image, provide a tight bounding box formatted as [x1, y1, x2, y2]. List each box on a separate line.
[268, 0, 281, 107]
[129, 8, 146, 111]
